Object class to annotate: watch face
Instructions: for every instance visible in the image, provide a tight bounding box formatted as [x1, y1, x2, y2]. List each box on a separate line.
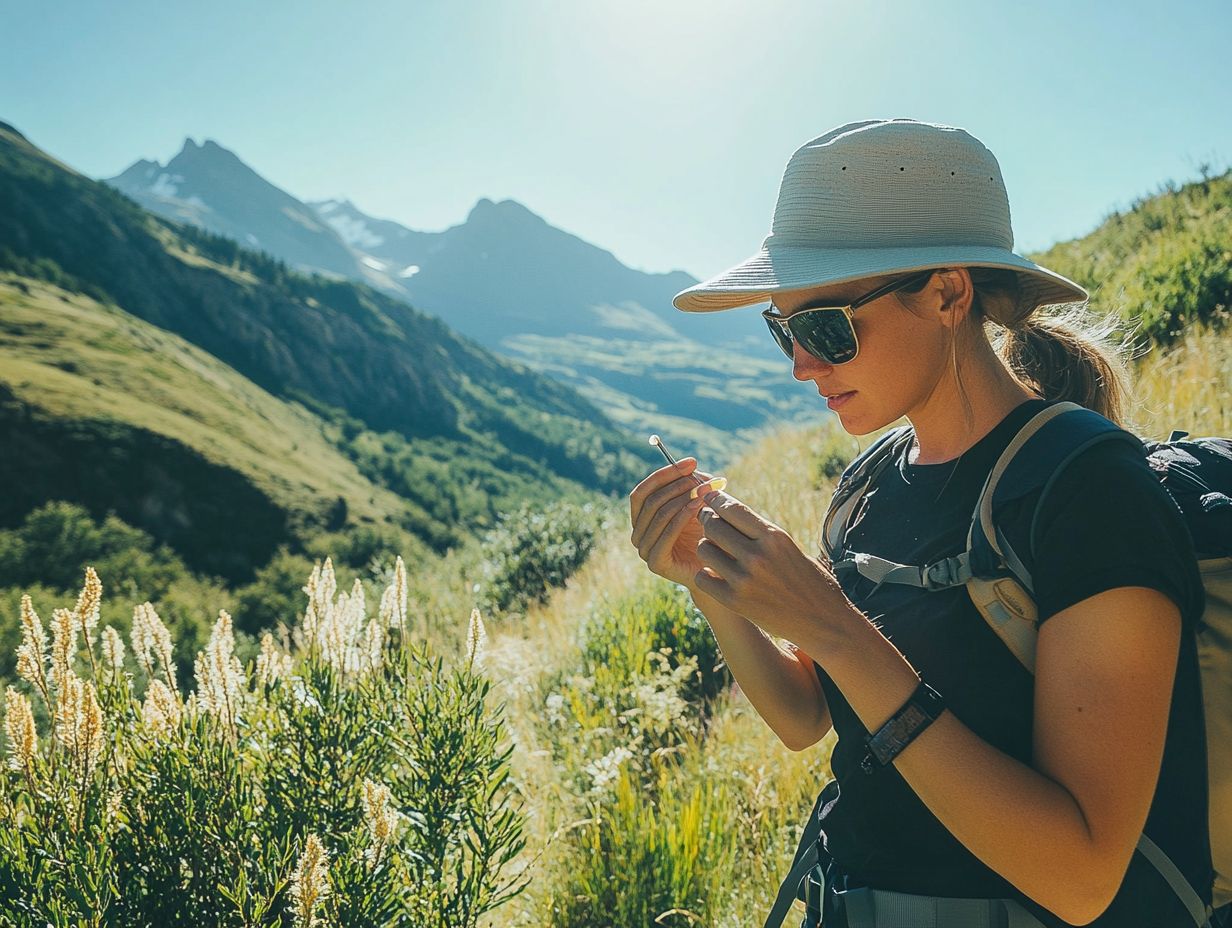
[864, 682, 945, 770]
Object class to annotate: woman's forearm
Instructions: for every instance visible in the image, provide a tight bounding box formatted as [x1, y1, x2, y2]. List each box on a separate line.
[688, 584, 831, 750]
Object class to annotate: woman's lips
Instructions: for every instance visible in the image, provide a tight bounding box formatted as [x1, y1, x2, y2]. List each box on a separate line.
[825, 390, 856, 410]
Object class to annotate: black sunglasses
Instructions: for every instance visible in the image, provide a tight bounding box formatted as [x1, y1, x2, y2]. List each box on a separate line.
[761, 270, 935, 364]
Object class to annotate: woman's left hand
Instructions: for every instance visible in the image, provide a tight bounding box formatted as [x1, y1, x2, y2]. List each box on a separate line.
[693, 489, 856, 644]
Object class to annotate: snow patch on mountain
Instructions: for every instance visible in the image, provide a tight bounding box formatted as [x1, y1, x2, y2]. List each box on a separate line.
[399, 265, 420, 278]
[150, 173, 184, 198]
[318, 205, 385, 250]
[361, 256, 387, 271]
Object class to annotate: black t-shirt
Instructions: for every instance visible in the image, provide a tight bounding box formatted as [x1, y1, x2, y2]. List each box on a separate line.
[813, 398, 1212, 927]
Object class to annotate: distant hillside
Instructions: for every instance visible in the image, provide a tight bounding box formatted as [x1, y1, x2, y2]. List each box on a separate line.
[0, 122, 656, 576]
[1, 123, 651, 481]
[1032, 168, 1232, 343]
[311, 194, 758, 349]
[103, 138, 824, 463]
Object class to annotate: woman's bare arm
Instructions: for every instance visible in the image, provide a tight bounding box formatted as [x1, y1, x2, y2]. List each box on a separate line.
[688, 585, 832, 751]
[628, 457, 832, 750]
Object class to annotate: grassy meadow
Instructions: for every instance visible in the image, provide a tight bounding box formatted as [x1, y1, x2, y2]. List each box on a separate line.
[3, 304, 1227, 925]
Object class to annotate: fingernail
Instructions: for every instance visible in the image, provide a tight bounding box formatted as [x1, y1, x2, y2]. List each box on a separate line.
[703, 491, 720, 503]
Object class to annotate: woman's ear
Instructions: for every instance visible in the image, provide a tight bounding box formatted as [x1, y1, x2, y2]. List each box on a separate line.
[934, 268, 975, 327]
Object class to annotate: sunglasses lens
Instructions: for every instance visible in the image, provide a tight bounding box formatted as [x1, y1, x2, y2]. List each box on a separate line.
[764, 316, 794, 358]
[789, 309, 857, 364]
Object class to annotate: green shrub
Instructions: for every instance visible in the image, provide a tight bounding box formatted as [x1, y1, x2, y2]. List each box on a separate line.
[813, 444, 850, 487]
[478, 500, 608, 617]
[230, 546, 317, 634]
[580, 584, 730, 709]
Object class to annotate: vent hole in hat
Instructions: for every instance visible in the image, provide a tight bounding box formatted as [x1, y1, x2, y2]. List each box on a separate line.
[900, 167, 905, 171]
[842, 166, 846, 170]
[951, 171, 955, 176]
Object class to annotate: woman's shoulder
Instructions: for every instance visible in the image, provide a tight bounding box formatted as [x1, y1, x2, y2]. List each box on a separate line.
[1036, 428, 1166, 517]
[1025, 430, 1205, 629]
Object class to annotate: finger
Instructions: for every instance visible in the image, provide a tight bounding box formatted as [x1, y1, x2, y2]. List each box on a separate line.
[693, 566, 726, 594]
[631, 469, 714, 545]
[630, 457, 697, 525]
[643, 495, 707, 570]
[636, 489, 704, 558]
[696, 535, 741, 579]
[631, 470, 708, 547]
[699, 491, 772, 541]
[697, 507, 753, 558]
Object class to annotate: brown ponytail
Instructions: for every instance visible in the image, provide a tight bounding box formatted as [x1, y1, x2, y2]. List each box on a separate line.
[964, 267, 1134, 425]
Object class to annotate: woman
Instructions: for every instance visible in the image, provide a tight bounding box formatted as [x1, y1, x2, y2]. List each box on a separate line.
[628, 119, 1213, 927]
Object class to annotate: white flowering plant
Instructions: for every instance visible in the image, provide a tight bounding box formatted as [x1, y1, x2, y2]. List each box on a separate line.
[0, 560, 527, 927]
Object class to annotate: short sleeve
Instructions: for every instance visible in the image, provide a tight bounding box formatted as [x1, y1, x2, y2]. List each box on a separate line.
[1027, 438, 1205, 629]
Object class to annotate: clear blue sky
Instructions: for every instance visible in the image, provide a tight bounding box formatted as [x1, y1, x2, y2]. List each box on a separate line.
[3, 0, 1229, 281]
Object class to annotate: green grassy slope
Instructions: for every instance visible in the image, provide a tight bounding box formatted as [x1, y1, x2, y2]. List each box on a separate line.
[0, 276, 433, 579]
[1031, 169, 1232, 343]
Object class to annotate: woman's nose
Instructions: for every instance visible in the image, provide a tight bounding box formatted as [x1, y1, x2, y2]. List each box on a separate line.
[791, 341, 833, 382]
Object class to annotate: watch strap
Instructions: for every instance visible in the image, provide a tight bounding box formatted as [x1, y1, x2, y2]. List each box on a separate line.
[861, 680, 946, 774]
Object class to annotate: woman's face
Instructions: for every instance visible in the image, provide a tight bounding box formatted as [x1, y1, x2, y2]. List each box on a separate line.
[773, 272, 955, 435]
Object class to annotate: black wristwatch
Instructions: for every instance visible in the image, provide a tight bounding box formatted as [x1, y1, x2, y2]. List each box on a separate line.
[861, 680, 946, 774]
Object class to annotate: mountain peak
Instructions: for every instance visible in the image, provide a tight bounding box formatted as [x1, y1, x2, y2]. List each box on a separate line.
[465, 197, 544, 228]
[171, 137, 243, 169]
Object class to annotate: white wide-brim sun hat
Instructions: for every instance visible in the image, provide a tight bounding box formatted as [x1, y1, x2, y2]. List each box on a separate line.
[673, 118, 1088, 314]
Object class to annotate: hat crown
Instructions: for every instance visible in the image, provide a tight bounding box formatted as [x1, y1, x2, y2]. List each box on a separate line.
[767, 119, 1014, 252]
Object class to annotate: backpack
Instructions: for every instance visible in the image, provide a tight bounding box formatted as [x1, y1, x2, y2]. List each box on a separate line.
[802, 400, 1231, 926]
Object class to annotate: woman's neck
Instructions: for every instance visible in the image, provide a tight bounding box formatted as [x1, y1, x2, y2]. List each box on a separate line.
[905, 349, 1041, 466]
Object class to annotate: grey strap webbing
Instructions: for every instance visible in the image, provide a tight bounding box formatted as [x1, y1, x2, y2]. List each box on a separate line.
[840, 887, 1049, 928]
[848, 551, 974, 592]
[1137, 832, 1213, 928]
[763, 788, 827, 928]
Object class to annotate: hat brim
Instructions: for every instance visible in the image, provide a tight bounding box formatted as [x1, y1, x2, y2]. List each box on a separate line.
[673, 244, 1088, 314]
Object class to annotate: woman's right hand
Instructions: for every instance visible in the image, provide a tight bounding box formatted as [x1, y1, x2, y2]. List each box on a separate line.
[629, 457, 715, 588]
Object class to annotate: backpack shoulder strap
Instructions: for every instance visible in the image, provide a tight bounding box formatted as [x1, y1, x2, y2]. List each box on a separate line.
[967, 401, 1144, 593]
[821, 424, 914, 560]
